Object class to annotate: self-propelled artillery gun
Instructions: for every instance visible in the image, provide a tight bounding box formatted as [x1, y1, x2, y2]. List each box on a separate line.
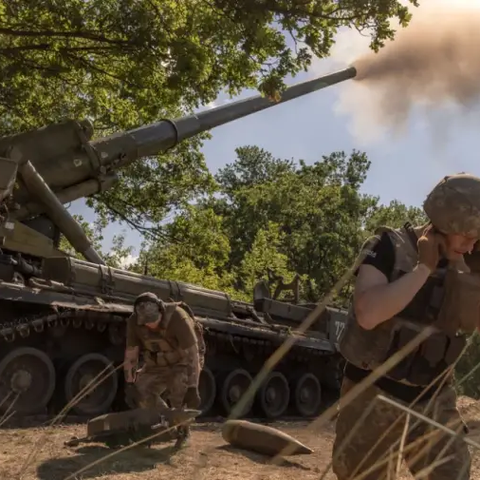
[0, 67, 356, 422]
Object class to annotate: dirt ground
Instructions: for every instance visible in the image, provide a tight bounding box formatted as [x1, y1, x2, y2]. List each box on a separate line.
[2, 396, 480, 480]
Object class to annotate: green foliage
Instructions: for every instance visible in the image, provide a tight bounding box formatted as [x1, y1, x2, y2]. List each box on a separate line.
[125, 145, 427, 307]
[130, 205, 240, 298]
[214, 147, 381, 302]
[1, 0, 418, 132]
[363, 199, 427, 232]
[238, 221, 302, 298]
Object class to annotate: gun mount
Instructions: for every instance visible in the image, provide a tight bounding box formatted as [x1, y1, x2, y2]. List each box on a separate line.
[0, 67, 354, 423]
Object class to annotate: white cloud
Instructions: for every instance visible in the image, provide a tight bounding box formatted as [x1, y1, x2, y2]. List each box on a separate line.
[118, 254, 139, 268]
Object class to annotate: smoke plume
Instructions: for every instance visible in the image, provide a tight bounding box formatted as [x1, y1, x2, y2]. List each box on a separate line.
[334, 1, 480, 145]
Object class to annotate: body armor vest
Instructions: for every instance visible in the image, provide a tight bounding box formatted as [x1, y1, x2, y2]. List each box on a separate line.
[139, 302, 206, 369]
[339, 223, 480, 387]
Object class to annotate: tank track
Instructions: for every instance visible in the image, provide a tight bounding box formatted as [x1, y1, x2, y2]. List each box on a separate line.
[0, 308, 344, 423]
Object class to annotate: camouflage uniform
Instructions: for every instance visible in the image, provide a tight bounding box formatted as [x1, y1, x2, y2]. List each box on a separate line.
[332, 378, 470, 480]
[333, 174, 480, 480]
[126, 293, 204, 442]
[175, 301, 206, 409]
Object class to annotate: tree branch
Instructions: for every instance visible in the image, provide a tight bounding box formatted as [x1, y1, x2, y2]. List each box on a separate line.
[62, 52, 140, 87]
[100, 199, 172, 242]
[0, 27, 131, 46]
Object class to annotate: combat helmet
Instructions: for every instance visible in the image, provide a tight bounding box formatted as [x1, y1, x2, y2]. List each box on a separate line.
[134, 292, 165, 325]
[423, 173, 480, 238]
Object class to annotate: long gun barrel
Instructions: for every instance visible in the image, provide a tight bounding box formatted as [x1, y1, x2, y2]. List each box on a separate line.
[0, 66, 356, 263]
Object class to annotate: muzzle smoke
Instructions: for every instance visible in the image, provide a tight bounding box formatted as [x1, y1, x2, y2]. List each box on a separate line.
[335, 3, 480, 144]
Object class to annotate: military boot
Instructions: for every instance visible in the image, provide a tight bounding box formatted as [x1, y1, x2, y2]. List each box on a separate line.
[174, 425, 191, 449]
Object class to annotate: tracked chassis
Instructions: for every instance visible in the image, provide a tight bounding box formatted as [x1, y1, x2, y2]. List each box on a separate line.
[0, 257, 347, 421]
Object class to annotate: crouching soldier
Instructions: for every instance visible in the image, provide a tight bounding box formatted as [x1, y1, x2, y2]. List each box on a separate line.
[123, 292, 203, 447]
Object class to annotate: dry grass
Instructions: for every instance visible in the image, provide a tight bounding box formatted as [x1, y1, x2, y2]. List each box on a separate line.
[1, 406, 480, 480]
[0, 420, 334, 480]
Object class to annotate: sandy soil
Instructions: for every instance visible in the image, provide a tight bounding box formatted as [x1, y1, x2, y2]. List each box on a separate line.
[1, 397, 480, 480]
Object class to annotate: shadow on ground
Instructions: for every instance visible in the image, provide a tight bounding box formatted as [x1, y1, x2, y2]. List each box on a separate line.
[37, 444, 178, 480]
[216, 444, 311, 471]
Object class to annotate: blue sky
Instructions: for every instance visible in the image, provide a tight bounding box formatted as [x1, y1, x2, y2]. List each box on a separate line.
[68, 0, 480, 264]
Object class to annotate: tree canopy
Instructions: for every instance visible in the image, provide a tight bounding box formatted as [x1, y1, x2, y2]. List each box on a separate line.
[1, 0, 418, 230]
[1, 0, 418, 130]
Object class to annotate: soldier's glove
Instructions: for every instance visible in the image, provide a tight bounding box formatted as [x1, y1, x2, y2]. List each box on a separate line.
[124, 383, 139, 409]
[183, 387, 201, 409]
[174, 424, 191, 449]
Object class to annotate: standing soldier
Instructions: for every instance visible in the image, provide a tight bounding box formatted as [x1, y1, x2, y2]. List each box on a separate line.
[332, 173, 480, 480]
[123, 292, 204, 447]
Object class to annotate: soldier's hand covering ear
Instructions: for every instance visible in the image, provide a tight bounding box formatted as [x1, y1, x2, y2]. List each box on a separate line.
[464, 241, 480, 273]
[417, 225, 447, 271]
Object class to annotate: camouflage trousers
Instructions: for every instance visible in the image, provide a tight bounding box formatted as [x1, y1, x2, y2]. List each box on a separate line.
[186, 353, 204, 388]
[135, 364, 189, 412]
[332, 377, 471, 480]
